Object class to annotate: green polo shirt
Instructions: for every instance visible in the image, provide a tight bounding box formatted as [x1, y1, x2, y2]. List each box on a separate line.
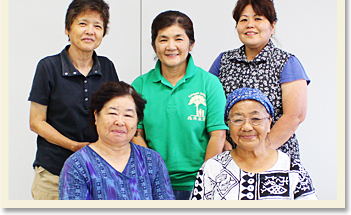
[132, 56, 227, 191]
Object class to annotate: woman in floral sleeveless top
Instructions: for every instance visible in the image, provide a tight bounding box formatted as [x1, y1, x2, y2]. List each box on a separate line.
[209, 0, 310, 160]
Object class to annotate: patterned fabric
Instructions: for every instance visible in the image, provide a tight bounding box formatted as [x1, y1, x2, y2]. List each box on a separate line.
[218, 40, 300, 159]
[59, 143, 175, 200]
[190, 150, 317, 200]
[225, 87, 274, 120]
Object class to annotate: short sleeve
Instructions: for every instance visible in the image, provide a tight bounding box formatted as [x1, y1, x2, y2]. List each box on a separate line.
[28, 59, 52, 105]
[208, 53, 223, 77]
[290, 158, 318, 200]
[190, 164, 206, 200]
[131, 77, 145, 129]
[151, 152, 175, 200]
[280, 55, 311, 85]
[59, 155, 90, 200]
[205, 75, 228, 133]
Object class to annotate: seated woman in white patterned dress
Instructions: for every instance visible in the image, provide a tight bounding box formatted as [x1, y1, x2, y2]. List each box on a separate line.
[190, 88, 317, 200]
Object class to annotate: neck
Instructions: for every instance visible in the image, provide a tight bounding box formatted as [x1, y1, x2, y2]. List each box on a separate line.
[231, 145, 277, 173]
[93, 139, 131, 157]
[161, 62, 187, 87]
[244, 46, 262, 62]
[67, 46, 94, 76]
[91, 140, 131, 172]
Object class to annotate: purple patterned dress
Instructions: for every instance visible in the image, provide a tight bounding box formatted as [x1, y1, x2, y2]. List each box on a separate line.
[59, 143, 175, 200]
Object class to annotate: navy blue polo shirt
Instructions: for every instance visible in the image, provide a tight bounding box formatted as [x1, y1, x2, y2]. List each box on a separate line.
[28, 45, 119, 175]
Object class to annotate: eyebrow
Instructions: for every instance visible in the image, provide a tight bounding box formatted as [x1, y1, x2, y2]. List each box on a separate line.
[78, 18, 103, 25]
[240, 14, 260, 17]
[249, 111, 261, 115]
[159, 34, 184, 38]
[107, 107, 135, 112]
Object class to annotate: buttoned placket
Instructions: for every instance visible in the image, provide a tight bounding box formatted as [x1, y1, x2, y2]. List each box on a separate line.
[84, 79, 89, 108]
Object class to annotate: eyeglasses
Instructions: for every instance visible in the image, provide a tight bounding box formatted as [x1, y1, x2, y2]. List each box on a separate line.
[228, 117, 270, 126]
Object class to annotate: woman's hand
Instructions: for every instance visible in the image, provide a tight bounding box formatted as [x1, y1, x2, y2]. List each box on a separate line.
[30, 102, 89, 152]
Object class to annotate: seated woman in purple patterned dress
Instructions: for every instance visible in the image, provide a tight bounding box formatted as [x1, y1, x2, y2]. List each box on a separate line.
[59, 82, 175, 200]
[190, 88, 317, 200]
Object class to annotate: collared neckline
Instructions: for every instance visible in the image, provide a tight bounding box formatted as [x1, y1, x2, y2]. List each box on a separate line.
[152, 54, 196, 86]
[230, 40, 275, 63]
[60, 45, 102, 77]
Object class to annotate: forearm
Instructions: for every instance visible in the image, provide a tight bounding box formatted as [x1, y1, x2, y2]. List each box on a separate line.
[30, 121, 86, 152]
[204, 130, 226, 161]
[268, 114, 304, 149]
[131, 129, 148, 148]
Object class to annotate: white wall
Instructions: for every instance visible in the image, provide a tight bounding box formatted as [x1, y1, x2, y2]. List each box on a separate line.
[3, 0, 338, 201]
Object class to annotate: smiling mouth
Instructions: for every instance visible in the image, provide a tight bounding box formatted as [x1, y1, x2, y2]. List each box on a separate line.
[82, 38, 94, 42]
[241, 135, 256, 140]
[166, 54, 179, 57]
[245, 32, 257, 35]
[112, 130, 126, 135]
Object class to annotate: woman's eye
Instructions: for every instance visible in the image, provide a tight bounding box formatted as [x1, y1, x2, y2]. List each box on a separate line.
[239, 18, 247, 22]
[255, 17, 263, 21]
[95, 25, 102, 29]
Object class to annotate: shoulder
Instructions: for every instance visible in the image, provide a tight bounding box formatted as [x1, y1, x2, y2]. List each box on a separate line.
[131, 70, 156, 91]
[204, 150, 232, 168]
[37, 53, 61, 68]
[97, 55, 113, 64]
[131, 142, 163, 161]
[270, 45, 291, 58]
[65, 146, 90, 165]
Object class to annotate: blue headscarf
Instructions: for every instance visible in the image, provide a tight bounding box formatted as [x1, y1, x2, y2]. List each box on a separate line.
[225, 88, 274, 120]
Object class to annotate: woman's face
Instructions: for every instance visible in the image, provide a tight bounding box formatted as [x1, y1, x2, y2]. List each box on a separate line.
[228, 100, 271, 151]
[95, 96, 138, 146]
[236, 4, 275, 51]
[153, 24, 194, 72]
[65, 10, 104, 54]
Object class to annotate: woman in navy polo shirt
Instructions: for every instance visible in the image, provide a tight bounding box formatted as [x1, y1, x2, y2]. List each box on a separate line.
[28, 0, 118, 200]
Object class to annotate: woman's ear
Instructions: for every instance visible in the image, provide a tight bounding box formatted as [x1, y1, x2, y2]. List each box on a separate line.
[189, 42, 195, 52]
[94, 110, 99, 125]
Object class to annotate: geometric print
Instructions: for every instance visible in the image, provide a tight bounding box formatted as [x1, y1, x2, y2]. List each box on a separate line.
[218, 40, 301, 160]
[190, 150, 317, 200]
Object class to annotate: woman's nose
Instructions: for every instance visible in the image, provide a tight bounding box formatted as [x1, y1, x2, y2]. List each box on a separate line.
[166, 40, 176, 50]
[114, 117, 125, 126]
[241, 119, 253, 131]
[85, 25, 94, 35]
[246, 18, 254, 28]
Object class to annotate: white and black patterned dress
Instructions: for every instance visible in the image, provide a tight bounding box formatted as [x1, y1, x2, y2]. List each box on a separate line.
[217, 40, 301, 159]
[190, 150, 317, 200]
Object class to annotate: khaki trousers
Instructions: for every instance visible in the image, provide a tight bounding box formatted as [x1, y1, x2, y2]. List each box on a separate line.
[31, 166, 59, 200]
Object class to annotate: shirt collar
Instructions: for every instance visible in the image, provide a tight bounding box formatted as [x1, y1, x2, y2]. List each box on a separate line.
[230, 39, 275, 63]
[60, 45, 102, 77]
[152, 54, 196, 83]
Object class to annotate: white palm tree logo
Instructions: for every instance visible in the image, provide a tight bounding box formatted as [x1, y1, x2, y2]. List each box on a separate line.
[188, 94, 206, 121]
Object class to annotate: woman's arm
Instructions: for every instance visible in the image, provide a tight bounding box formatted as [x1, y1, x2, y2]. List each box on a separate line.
[59, 158, 90, 200]
[204, 130, 226, 161]
[131, 129, 148, 148]
[268, 79, 307, 149]
[29, 102, 89, 152]
[152, 154, 175, 200]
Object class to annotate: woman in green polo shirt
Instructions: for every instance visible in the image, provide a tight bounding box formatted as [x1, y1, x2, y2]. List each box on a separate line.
[131, 10, 228, 200]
